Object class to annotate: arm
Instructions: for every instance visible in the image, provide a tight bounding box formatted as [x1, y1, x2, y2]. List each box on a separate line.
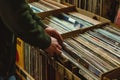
[0, 0, 50, 49]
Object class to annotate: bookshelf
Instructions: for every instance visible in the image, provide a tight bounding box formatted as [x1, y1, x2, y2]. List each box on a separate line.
[16, 0, 120, 80]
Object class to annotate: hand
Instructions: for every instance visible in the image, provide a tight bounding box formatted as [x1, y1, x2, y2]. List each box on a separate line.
[45, 26, 63, 45]
[44, 37, 62, 56]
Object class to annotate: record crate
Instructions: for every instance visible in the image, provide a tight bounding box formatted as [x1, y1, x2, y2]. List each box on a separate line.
[16, 0, 120, 80]
[36, 1, 120, 80]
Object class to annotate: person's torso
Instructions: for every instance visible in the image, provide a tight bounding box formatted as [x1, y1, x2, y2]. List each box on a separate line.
[0, 18, 16, 76]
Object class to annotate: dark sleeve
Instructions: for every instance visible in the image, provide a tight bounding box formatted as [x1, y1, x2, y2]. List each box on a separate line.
[0, 0, 51, 49]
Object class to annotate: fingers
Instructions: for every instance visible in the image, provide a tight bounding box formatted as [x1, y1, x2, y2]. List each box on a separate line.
[45, 45, 62, 56]
[52, 42, 62, 56]
[44, 37, 62, 56]
[55, 46, 62, 55]
[45, 27, 63, 44]
[51, 30, 63, 45]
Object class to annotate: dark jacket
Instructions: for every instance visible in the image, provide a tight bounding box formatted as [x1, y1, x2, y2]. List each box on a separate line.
[0, 0, 51, 77]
